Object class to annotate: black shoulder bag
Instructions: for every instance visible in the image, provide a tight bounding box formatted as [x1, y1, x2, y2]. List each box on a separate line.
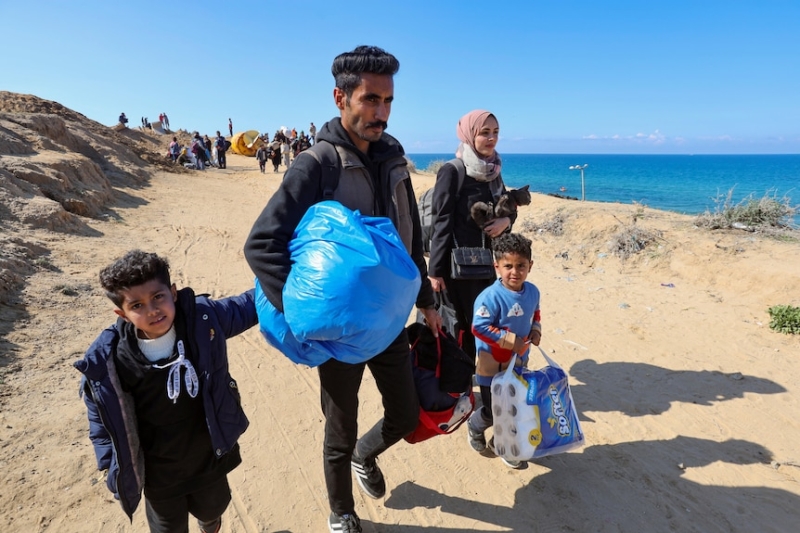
[450, 233, 495, 280]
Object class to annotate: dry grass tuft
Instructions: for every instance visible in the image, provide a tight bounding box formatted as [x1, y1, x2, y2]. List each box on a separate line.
[426, 159, 447, 174]
[608, 213, 664, 259]
[695, 188, 798, 235]
[519, 211, 566, 236]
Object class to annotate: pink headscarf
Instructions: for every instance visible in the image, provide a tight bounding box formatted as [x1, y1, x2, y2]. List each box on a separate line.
[455, 109, 502, 183]
[455, 109, 497, 160]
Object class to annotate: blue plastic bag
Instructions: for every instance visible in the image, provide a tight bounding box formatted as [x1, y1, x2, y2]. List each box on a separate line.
[491, 348, 584, 462]
[255, 281, 340, 367]
[523, 347, 585, 458]
[256, 201, 421, 367]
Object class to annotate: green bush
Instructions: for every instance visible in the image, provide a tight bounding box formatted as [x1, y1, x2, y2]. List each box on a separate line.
[767, 305, 800, 335]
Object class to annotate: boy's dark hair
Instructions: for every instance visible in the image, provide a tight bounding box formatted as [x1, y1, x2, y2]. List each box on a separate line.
[492, 233, 532, 262]
[99, 250, 171, 308]
[331, 45, 399, 98]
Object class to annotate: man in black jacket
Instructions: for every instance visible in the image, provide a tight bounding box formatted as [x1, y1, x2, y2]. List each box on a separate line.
[244, 45, 440, 533]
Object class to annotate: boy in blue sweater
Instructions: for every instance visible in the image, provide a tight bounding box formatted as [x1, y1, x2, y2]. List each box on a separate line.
[74, 250, 257, 532]
[467, 233, 541, 468]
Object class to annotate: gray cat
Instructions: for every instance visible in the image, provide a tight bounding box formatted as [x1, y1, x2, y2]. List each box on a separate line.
[470, 185, 531, 228]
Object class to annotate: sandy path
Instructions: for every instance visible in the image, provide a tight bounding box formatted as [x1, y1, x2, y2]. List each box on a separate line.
[2, 153, 800, 532]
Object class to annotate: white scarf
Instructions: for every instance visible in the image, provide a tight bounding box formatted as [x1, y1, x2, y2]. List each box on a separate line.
[458, 143, 505, 200]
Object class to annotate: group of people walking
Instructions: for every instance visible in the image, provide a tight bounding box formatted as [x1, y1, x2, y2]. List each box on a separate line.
[168, 131, 229, 170]
[254, 127, 315, 173]
[77, 45, 540, 533]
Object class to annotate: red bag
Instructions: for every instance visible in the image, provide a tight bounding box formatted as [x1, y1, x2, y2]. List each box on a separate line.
[404, 325, 475, 444]
[404, 391, 474, 443]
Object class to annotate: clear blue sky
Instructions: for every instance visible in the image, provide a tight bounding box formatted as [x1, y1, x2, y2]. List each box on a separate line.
[3, 1, 798, 154]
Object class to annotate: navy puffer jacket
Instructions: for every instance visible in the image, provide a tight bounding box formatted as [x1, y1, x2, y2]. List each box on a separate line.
[74, 288, 256, 519]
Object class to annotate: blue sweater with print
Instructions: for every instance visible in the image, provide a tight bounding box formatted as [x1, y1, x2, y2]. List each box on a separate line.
[472, 279, 541, 386]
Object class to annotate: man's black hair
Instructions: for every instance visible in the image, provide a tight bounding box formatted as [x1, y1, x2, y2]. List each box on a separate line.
[99, 250, 171, 308]
[492, 233, 533, 262]
[331, 45, 400, 97]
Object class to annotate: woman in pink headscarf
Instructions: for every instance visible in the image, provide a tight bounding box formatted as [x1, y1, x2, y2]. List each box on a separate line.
[427, 110, 515, 362]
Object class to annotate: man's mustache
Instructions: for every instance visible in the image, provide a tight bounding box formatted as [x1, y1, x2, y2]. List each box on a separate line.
[366, 121, 388, 130]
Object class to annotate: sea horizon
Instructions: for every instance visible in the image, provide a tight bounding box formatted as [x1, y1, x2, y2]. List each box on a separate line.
[406, 153, 799, 226]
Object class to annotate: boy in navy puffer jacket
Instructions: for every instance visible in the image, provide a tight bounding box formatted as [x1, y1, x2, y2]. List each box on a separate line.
[74, 250, 257, 533]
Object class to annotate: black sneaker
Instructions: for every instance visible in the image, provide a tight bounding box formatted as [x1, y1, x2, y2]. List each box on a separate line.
[351, 453, 386, 499]
[328, 512, 362, 533]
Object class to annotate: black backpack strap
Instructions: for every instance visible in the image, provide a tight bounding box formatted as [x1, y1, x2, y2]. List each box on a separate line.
[447, 158, 467, 194]
[302, 141, 341, 200]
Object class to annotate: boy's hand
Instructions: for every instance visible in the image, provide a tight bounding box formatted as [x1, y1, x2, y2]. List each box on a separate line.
[512, 335, 527, 354]
[530, 330, 541, 346]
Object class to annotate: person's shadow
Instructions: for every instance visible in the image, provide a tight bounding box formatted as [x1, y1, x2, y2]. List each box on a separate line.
[380, 436, 798, 532]
[568, 359, 785, 419]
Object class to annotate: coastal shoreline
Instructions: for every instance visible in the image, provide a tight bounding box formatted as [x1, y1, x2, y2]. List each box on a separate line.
[408, 153, 800, 220]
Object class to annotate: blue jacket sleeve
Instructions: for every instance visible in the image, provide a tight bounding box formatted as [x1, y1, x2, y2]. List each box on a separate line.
[207, 288, 258, 339]
[81, 377, 113, 471]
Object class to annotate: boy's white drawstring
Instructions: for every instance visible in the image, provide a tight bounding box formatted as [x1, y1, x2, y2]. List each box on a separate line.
[153, 340, 199, 403]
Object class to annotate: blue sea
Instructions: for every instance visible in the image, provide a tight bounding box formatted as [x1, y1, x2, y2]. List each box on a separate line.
[407, 154, 800, 226]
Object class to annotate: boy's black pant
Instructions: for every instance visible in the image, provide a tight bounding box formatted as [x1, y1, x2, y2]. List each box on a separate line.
[318, 331, 419, 516]
[144, 476, 230, 533]
[218, 151, 226, 169]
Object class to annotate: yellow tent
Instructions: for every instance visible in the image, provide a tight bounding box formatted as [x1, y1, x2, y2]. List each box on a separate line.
[230, 130, 263, 157]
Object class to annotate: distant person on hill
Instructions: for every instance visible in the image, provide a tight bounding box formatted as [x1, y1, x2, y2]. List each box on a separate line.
[309, 122, 317, 144]
[255, 144, 268, 173]
[169, 137, 181, 162]
[215, 131, 227, 169]
[203, 135, 214, 166]
[118, 112, 128, 126]
[228, 118, 233, 137]
[281, 138, 291, 168]
[177, 147, 191, 166]
[295, 134, 310, 156]
[244, 45, 441, 533]
[428, 110, 516, 366]
[191, 133, 207, 170]
[74, 250, 257, 533]
[159, 113, 164, 125]
[163, 112, 170, 130]
[269, 139, 281, 172]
